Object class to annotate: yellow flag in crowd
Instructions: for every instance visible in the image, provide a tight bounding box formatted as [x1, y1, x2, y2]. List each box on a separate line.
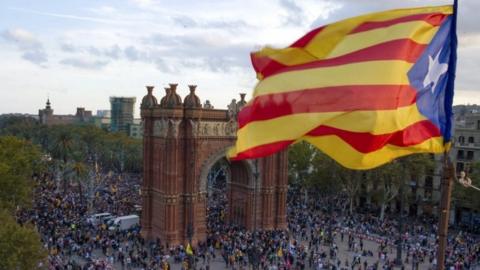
[277, 247, 283, 257]
[186, 243, 193, 255]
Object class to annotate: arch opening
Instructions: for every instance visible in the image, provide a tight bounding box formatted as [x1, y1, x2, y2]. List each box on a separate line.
[204, 157, 253, 235]
[206, 158, 230, 232]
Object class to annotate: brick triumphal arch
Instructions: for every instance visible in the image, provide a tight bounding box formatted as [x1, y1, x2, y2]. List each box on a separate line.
[140, 84, 288, 245]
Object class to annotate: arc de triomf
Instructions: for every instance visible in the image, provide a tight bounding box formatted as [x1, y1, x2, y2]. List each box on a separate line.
[140, 84, 288, 245]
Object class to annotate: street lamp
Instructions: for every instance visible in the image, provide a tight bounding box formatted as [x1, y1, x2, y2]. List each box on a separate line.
[250, 159, 260, 270]
[395, 183, 404, 266]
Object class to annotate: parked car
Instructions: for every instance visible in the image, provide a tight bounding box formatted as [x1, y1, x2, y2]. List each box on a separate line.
[108, 215, 139, 231]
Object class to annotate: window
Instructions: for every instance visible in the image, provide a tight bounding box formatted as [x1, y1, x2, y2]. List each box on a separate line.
[457, 150, 465, 159]
[469, 137, 475, 144]
[425, 176, 433, 188]
[467, 151, 474, 160]
[477, 120, 480, 130]
[459, 136, 465, 144]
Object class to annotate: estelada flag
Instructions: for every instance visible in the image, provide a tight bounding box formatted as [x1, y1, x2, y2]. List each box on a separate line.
[228, 3, 458, 170]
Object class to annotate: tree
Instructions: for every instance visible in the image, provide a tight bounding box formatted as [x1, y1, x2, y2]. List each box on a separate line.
[52, 129, 73, 193]
[288, 142, 316, 188]
[103, 132, 142, 174]
[0, 210, 47, 270]
[0, 136, 44, 213]
[0, 116, 143, 175]
[335, 166, 363, 214]
[368, 161, 403, 220]
[0, 115, 38, 140]
[308, 149, 342, 196]
[70, 161, 88, 206]
[0, 136, 47, 268]
[367, 154, 433, 220]
[288, 142, 348, 209]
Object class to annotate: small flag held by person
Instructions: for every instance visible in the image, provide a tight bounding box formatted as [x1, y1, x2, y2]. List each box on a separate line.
[228, 3, 458, 170]
[277, 247, 283, 258]
[186, 243, 194, 255]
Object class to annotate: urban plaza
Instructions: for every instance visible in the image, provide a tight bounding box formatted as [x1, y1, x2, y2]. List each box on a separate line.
[0, 0, 479, 269]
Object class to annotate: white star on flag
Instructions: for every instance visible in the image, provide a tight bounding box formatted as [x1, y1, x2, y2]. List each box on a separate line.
[423, 49, 449, 94]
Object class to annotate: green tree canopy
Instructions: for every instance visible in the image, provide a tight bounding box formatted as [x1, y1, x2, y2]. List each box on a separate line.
[0, 116, 143, 174]
[0, 136, 47, 268]
[0, 136, 44, 212]
[0, 210, 46, 270]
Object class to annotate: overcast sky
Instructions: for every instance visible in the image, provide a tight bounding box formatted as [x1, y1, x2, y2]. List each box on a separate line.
[1, 0, 479, 117]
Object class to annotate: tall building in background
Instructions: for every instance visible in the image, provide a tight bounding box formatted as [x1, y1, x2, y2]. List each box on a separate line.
[92, 110, 111, 130]
[128, 118, 143, 139]
[110, 97, 136, 133]
[96, 110, 111, 118]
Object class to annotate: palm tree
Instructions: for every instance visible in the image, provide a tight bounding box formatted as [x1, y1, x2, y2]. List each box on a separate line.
[71, 161, 87, 206]
[53, 130, 73, 193]
[79, 126, 103, 163]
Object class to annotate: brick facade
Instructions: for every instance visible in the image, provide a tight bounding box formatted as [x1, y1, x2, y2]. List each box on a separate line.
[140, 85, 288, 246]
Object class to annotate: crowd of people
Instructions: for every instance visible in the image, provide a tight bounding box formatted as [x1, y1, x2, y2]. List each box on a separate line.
[13, 170, 480, 269]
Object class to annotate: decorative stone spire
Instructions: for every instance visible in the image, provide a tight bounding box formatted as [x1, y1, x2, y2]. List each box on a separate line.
[140, 86, 158, 109]
[160, 87, 171, 107]
[163, 83, 183, 108]
[46, 98, 51, 110]
[183, 85, 202, 108]
[236, 93, 247, 109]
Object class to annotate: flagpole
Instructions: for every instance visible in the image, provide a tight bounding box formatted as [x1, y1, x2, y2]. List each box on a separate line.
[436, 153, 454, 270]
[436, 1, 458, 269]
[251, 159, 260, 270]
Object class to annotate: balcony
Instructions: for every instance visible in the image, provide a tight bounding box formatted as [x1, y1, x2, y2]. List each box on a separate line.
[454, 142, 480, 149]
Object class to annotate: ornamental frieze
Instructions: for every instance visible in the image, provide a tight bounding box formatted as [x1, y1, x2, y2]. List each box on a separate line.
[194, 121, 237, 137]
[153, 119, 181, 138]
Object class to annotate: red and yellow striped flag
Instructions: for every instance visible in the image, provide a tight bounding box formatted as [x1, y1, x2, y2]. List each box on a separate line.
[228, 4, 457, 170]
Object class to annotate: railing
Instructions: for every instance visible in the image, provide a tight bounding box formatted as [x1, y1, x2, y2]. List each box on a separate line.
[454, 142, 480, 148]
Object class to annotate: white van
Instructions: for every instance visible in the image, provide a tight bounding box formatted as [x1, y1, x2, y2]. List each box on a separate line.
[87, 213, 113, 226]
[108, 215, 139, 231]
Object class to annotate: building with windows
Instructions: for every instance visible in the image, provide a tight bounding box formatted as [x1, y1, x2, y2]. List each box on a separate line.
[91, 110, 111, 130]
[334, 107, 480, 223]
[449, 112, 480, 225]
[128, 118, 143, 139]
[358, 155, 441, 218]
[452, 113, 480, 172]
[96, 110, 111, 118]
[38, 99, 93, 125]
[110, 97, 136, 134]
